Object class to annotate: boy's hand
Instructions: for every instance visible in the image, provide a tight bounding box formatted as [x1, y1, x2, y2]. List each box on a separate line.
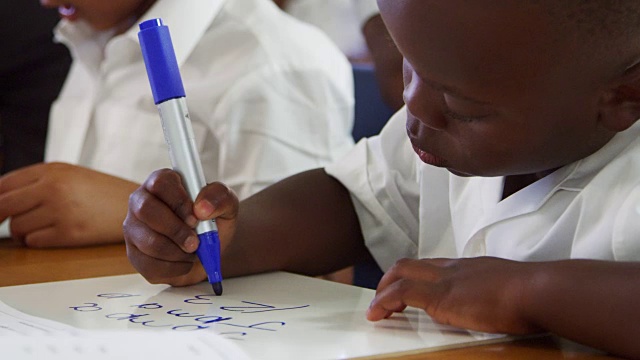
[367, 257, 542, 334]
[0, 162, 138, 247]
[123, 169, 238, 287]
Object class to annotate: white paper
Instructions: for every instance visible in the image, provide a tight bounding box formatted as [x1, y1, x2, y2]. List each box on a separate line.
[0, 273, 509, 359]
[0, 300, 77, 335]
[0, 301, 250, 360]
[2, 332, 251, 360]
[0, 219, 9, 238]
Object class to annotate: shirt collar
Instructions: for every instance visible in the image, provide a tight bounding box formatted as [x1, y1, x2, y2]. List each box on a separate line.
[497, 118, 640, 205]
[508, 119, 640, 208]
[457, 119, 640, 227]
[55, 19, 116, 75]
[560, 119, 640, 190]
[55, 0, 226, 69]
[122, 0, 226, 67]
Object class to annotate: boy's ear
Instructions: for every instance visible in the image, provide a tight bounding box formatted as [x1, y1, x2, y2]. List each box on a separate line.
[599, 61, 640, 132]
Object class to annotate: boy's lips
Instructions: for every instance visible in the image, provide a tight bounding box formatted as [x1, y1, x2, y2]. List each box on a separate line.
[412, 144, 447, 167]
[39, 1, 78, 21]
[58, 4, 78, 21]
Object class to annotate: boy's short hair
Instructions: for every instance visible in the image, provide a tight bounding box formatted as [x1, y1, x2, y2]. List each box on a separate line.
[539, 1, 640, 37]
[528, 0, 640, 71]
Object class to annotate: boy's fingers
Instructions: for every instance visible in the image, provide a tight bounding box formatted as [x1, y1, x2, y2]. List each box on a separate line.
[194, 182, 238, 220]
[9, 206, 54, 241]
[124, 201, 198, 260]
[367, 279, 434, 322]
[370, 258, 461, 321]
[128, 183, 198, 253]
[125, 241, 196, 283]
[0, 164, 44, 194]
[0, 179, 43, 220]
[376, 258, 447, 295]
[143, 169, 197, 227]
[22, 227, 72, 248]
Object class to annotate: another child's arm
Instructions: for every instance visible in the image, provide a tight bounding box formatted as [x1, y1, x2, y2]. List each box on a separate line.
[367, 257, 640, 359]
[0, 162, 138, 247]
[272, 0, 288, 9]
[123, 168, 370, 286]
[362, 13, 404, 111]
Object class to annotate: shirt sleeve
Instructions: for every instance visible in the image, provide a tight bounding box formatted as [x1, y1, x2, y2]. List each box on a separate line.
[325, 107, 421, 271]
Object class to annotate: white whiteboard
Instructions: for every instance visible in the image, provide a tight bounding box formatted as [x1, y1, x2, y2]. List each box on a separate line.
[0, 272, 508, 359]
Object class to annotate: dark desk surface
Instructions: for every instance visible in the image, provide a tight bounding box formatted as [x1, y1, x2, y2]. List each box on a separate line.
[0, 239, 622, 360]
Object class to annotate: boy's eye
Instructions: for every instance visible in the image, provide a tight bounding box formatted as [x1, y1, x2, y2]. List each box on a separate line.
[442, 108, 491, 122]
[442, 94, 495, 122]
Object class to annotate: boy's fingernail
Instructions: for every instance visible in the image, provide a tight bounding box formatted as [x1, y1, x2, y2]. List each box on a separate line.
[365, 306, 376, 321]
[197, 200, 215, 217]
[185, 215, 197, 227]
[184, 235, 199, 252]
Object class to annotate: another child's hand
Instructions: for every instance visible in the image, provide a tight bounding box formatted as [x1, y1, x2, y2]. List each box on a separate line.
[0, 162, 138, 247]
[366, 257, 542, 335]
[123, 169, 238, 287]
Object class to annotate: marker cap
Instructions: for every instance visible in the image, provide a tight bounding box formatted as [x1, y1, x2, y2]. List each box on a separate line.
[138, 18, 186, 104]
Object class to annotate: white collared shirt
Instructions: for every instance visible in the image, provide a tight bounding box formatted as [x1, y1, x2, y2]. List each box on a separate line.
[282, 0, 379, 60]
[46, 0, 355, 199]
[326, 107, 640, 270]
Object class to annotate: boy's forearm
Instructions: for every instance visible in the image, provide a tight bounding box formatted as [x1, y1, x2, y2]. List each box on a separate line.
[523, 260, 640, 359]
[221, 168, 369, 278]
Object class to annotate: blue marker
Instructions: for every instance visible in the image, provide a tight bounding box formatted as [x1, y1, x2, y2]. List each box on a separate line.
[138, 18, 223, 295]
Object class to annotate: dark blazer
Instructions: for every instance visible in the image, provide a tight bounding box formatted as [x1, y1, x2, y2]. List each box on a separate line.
[0, 2, 71, 174]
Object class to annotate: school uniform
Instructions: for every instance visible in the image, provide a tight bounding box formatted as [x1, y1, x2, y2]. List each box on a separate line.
[282, 0, 379, 59]
[326, 107, 640, 270]
[46, 0, 354, 199]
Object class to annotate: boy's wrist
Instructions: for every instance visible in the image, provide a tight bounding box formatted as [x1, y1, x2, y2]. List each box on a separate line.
[515, 261, 565, 331]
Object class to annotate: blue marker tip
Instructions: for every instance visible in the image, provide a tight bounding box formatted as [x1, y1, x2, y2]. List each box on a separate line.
[197, 231, 223, 296]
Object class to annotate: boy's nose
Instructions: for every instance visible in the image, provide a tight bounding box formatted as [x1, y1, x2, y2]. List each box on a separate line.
[403, 76, 448, 131]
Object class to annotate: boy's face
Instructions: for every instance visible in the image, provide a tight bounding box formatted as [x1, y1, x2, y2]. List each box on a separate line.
[378, 0, 621, 177]
[40, 0, 155, 31]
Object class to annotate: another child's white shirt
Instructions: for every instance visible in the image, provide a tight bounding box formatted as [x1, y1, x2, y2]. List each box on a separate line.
[46, 0, 355, 199]
[326, 107, 640, 270]
[282, 0, 379, 60]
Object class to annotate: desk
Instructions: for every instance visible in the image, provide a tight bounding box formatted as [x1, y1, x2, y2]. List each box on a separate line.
[0, 240, 136, 286]
[0, 239, 622, 360]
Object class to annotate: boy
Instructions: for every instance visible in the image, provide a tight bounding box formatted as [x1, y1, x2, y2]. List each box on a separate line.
[0, 0, 354, 246]
[123, 1, 640, 358]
